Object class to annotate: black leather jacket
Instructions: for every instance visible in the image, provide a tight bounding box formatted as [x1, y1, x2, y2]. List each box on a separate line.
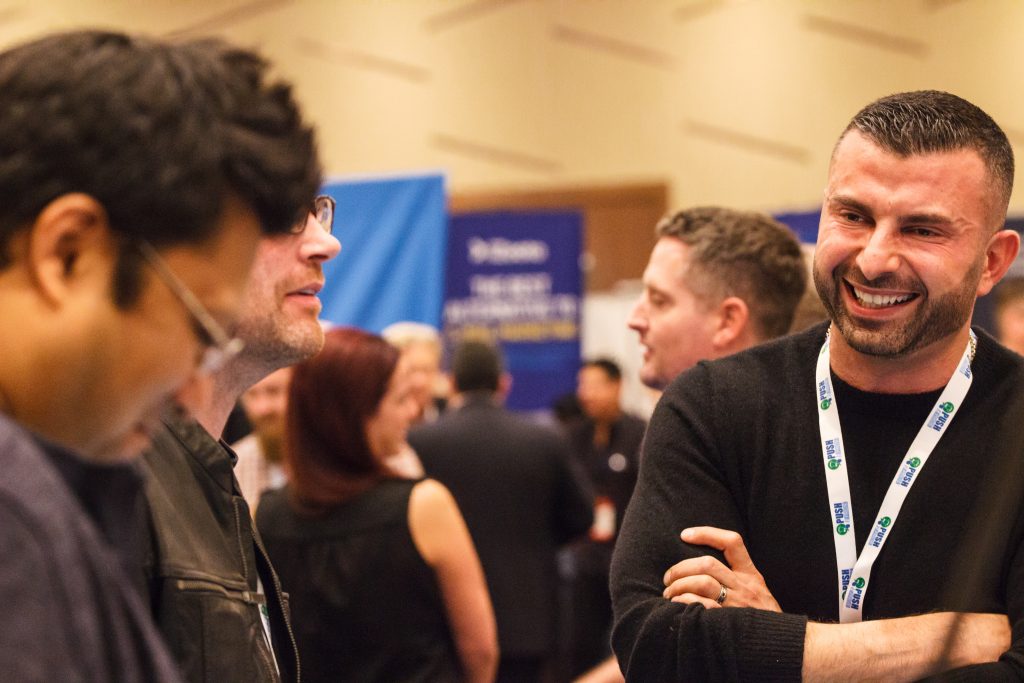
[139, 416, 299, 683]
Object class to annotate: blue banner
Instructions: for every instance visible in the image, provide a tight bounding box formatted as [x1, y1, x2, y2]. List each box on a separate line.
[443, 211, 582, 412]
[318, 174, 447, 332]
[774, 209, 821, 244]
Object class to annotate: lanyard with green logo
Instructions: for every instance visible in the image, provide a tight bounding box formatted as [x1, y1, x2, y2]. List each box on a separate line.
[815, 328, 975, 623]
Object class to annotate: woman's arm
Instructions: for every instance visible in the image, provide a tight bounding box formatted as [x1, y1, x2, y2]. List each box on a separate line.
[410, 478, 499, 683]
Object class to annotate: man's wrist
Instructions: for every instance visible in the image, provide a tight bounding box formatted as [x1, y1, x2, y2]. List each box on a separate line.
[803, 612, 1010, 682]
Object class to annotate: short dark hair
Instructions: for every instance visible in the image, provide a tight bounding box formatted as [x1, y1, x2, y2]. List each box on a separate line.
[0, 30, 322, 304]
[656, 207, 807, 339]
[285, 327, 397, 510]
[581, 357, 622, 382]
[452, 341, 503, 393]
[840, 90, 1014, 218]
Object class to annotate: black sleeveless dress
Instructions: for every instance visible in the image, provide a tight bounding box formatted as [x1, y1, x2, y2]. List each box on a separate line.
[257, 478, 462, 682]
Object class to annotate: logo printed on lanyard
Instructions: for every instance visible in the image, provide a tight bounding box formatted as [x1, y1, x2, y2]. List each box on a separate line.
[832, 501, 851, 535]
[816, 328, 975, 622]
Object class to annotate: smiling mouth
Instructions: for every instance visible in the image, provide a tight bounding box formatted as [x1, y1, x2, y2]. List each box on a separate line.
[847, 282, 919, 309]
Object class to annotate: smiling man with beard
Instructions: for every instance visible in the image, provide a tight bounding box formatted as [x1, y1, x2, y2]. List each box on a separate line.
[138, 196, 340, 683]
[611, 91, 1024, 681]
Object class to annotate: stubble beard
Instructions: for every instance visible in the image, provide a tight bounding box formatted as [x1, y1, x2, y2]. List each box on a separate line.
[813, 260, 981, 358]
[235, 313, 324, 373]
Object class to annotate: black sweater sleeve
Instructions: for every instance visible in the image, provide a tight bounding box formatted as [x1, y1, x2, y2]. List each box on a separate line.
[610, 361, 807, 682]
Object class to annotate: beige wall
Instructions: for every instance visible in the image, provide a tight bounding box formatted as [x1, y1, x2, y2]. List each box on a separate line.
[3, 0, 1023, 217]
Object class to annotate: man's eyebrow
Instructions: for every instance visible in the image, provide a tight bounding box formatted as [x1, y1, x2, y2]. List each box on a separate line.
[900, 213, 954, 227]
[827, 195, 954, 227]
[826, 195, 873, 216]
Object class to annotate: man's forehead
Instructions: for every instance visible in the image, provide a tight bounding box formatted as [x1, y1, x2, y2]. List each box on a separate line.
[648, 237, 691, 275]
[646, 237, 707, 300]
[825, 130, 1000, 226]
[830, 129, 991, 180]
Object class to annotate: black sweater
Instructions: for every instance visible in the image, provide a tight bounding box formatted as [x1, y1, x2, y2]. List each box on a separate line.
[611, 323, 1024, 681]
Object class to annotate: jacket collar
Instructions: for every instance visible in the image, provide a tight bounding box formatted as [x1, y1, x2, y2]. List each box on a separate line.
[160, 413, 237, 494]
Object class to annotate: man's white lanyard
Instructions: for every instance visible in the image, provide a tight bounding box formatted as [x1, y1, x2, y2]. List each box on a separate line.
[815, 329, 975, 622]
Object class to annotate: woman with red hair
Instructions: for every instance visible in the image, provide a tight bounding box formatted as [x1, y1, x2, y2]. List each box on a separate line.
[257, 327, 498, 682]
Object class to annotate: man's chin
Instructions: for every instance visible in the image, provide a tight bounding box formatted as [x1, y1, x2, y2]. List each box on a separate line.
[834, 314, 926, 359]
[251, 331, 322, 368]
[284, 321, 325, 359]
[639, 366, 669, 391]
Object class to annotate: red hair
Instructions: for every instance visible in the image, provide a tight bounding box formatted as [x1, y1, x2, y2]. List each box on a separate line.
[285, 326, 399, 511]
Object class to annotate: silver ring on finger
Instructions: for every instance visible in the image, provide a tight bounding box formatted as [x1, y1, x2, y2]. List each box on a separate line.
[716, 583, 728, 605]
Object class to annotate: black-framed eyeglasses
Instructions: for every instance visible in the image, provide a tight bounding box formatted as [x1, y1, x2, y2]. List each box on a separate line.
[292, 194, 335, 234]
[135, 240, 245, 374]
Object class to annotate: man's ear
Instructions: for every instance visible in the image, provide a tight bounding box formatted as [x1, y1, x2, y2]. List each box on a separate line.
[27, 193, 110, 305]
[977, 228, 1021, 297]
[711, 296, 750, 350]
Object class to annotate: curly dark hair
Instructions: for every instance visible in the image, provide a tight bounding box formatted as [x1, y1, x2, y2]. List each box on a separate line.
[0, 30, 322, 304]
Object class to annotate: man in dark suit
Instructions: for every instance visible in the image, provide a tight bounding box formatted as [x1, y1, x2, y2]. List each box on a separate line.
[409, 341, 593, 683]
[562, 358, 647, 679]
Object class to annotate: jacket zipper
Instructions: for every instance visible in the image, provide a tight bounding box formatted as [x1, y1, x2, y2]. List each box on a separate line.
[171, 577, 263, 603]
[249, 504, 302, 683]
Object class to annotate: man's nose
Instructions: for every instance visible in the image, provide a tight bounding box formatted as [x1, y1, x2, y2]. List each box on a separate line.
[300, 214, 342, 262]
[627, 298, 647, 331]
[855, 226, 902, 281]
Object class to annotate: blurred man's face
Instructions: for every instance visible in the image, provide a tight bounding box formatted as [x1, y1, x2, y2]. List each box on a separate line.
[400, 341, 442, 421]
[997, 298, 1024, 356]
[241, 366, 293, 446]
[231, 211, 341, 368]
[628, 237, 719, 390]
[576, 366, 622, 422]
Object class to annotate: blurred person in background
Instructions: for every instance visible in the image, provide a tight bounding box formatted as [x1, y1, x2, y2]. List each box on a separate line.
[258, 327, 498, 683]
[382, 321, 449, 423]
[561, 358, 646, 680]
[410, 340, 593, 683]
[994, 277, 1024, 355]
[628, 206, 807, 391]
[380, 321, 447, 478]
[550, 392, 585, 430]
[234, 366, 293, 509]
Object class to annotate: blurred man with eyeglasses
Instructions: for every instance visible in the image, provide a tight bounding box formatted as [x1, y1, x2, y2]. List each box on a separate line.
[139, 193, 340, 683]
[0, 31, 321, 682]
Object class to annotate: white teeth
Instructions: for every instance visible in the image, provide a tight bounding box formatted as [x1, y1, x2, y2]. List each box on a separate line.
[853, 287, 913, 308]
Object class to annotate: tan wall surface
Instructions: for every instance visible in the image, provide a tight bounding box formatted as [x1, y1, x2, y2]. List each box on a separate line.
[2, 1, 1022, 222]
